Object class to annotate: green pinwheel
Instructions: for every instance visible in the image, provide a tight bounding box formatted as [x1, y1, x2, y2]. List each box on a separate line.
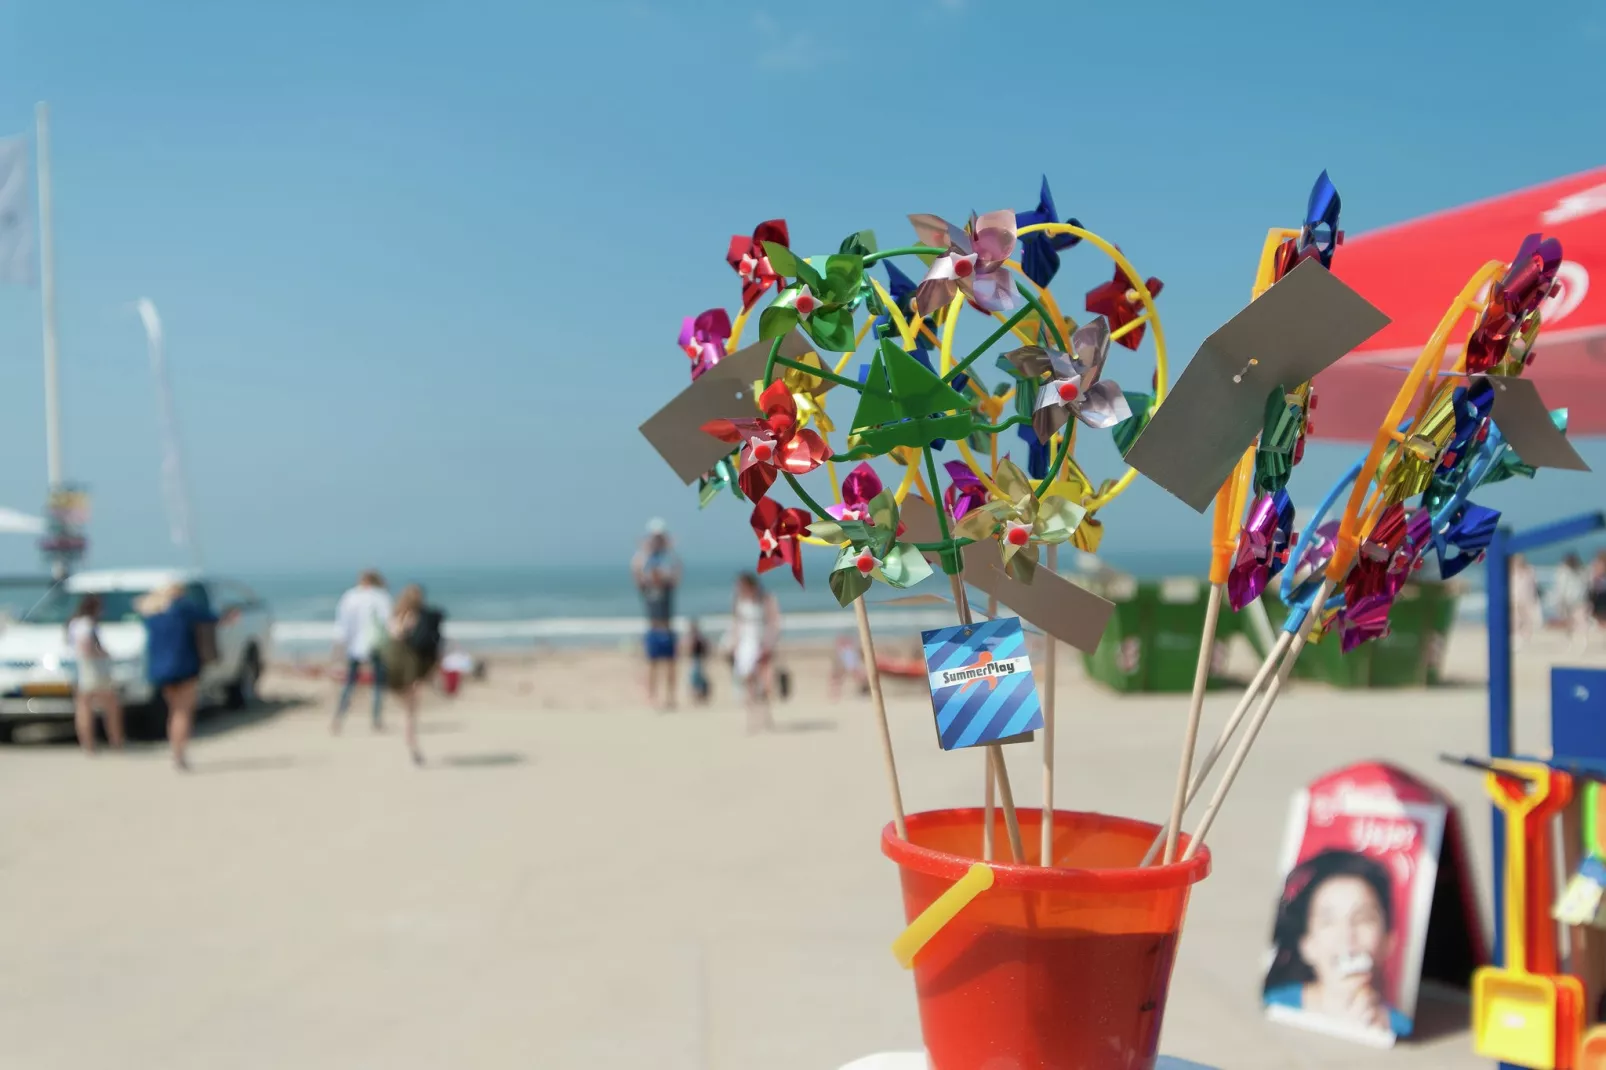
[757, 243, 866, 353]
[807, 489, 933, 607]
[951, 459, 1085, 583]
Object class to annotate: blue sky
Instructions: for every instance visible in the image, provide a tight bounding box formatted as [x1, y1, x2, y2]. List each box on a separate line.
[0, 0, 1602, 576]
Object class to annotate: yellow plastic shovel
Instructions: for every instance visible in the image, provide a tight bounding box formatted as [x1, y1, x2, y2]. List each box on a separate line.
[1474, 760, 1560, 1067]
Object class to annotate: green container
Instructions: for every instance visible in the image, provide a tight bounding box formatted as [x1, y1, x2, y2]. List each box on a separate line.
[1262, 581, 1459, 688]
[1083, 577, 1238, 693]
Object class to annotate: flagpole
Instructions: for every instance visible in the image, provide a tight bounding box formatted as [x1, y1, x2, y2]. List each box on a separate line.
[35, 102, 62, 499]
[136, 299, 202, 568]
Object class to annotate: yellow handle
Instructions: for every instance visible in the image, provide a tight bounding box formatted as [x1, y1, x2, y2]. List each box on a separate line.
[891, 862, 995, 969]
[1488, 759, 1552, 973]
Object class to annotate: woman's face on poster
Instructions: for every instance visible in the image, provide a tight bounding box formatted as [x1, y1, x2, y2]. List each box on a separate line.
[1298, 875, 1389, 985]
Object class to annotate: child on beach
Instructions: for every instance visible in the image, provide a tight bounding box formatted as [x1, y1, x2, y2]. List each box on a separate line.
[829, 632, 867, 699]
[687, 621, 710, 704]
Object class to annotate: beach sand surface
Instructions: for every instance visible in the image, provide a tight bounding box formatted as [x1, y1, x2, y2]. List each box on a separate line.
[0, 621, 1597, 1069]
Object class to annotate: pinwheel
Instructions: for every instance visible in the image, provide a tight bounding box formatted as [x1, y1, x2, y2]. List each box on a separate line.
[751, 497, 811, 585]
[1251, 385, 1313, 496]
[727, 220, 790, 311]
[756, 350, 837, 432]
[951, 459, 1083, 583]
[907, 211, 1018, 315]
[808, 490, 932, 607]
[1226, 489, 1295, 610]
[697, 452, 744, 509]
[942, 459, 988, 520]
[1273, 169, 1343, 276]
[873, 261, 938, 362]
[1014, 176, 1082, 288]
[1002, 317, 1132, 441]
[1465, 233, 1562, 372]
[679, 308, 732, 380]
[700, 380, 828, 502]
[1086, 262, 1163, 350]
[756, 244, 866, 352]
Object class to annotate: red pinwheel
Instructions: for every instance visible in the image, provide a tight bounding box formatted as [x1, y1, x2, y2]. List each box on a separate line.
[750, 498, 811, 585]
[1337, 505, 1432, 651]
[701, 380, 828, 502]
[727, 220, 791, 311]
[1085, 263, 1162, 351]
[1465, 233, 1562, 373]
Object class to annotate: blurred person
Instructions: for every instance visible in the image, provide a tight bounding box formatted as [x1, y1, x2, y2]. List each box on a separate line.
[137, 583, 219, 772]
[632, 518, 682, 710]
[1591, 550, 1606, 628]
[1512, 554, 1541, 649]
[829, 631, 867, 699]
[1264, 849, 1410, 1036]
[440, 647, 474, 697]
[730, 572, 781, 733]
[332, 569, 392, 733]
[68, 594, 124, 753]
[686, 620, 710, 704]
[381, 584, 444, 766]
[1552, 553, 1591, 651]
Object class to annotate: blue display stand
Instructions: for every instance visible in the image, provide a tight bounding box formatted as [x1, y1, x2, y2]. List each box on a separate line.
[1486, 512, 1606, 1070]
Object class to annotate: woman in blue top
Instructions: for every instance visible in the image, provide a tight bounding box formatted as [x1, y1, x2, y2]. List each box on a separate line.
[138, 582, 217, 771]
[1263, 849, 1413, 1038]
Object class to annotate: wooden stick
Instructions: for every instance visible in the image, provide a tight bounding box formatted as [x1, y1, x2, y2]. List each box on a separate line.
[1041, 544, 1058, 867]
[983, 752, 996, 862]
[1183, 584, 1327, 861]
[1162, 582, 1224, 863]
[1141, 627, 1295, 866]
[853, 597, 906, 840]
[950, 571, 1024, 863]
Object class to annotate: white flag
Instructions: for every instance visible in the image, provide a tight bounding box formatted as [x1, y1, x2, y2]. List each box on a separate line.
[0, 135, 37, 286]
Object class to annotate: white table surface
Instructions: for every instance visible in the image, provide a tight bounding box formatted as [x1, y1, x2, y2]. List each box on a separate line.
[838, 1055, 1218, 1069]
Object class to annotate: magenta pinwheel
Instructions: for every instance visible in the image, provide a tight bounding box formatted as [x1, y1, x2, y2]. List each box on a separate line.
[678, 308, 732, 380]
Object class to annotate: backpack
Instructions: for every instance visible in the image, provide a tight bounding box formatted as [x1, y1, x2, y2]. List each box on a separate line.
[406, 606, 445, 659]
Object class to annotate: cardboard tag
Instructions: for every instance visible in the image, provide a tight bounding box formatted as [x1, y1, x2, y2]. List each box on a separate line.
[922, 616, 1042, 750]
[900, 497, 1116, 654]
[1480, 375, 1592, 471]
[637, 331, 816, 484]
[1123, 260, 1391, 512]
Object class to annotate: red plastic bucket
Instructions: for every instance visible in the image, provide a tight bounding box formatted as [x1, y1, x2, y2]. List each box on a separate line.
[882, 808, 1211, 1070]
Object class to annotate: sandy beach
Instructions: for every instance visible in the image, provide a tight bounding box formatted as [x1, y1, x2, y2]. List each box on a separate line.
[0, 619, 1595, 1070]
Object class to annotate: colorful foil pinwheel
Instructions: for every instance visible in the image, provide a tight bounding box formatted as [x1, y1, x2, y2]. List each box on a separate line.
[1002, 317, 1132, 441]
[942, 460, 989, 520]
[757, 244, 866, 353]
[679, 308, 732, 380]
[728, 220, 790, 311]
[750, 497, 811, 585]
[807, 490, 932, 607]
[908, 211, 1018, 315]
[1226, 489, 1295, 610]
[951, 460, 1084, 583]
[1086, 262, 1162, 351]
[1464, 233, 1562, 373]
[700, 380, 828, 502]
[1015, 176, 1082, 289]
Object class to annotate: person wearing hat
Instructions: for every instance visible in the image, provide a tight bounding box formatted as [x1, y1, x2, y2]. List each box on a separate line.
[632, 518, 682, 709]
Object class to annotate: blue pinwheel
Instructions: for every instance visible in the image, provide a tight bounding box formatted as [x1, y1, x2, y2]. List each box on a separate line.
[1015, 176, 1083, 289]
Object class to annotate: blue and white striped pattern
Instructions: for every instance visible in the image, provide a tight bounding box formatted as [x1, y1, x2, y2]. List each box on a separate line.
[922, 617, 1041, 751]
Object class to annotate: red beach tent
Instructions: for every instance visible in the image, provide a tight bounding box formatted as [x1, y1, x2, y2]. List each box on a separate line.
[1314, 165, 1606, 441]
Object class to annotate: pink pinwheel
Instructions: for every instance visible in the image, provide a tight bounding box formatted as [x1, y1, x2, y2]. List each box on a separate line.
[701, 381, 828, 503]
[1002, 317, 1132, 440]
[678, 308, 732, 380]
[751, 498, 811, 586]
[826, 463, 884, 522]
[727, 220, 790, 311]
[943, 460, 989, 520]
[907, 210, 1018, 315]
[1227, 490, 1295, 610]
[1337, 506, 1432, 651]
[1085, 263, 1163, 351]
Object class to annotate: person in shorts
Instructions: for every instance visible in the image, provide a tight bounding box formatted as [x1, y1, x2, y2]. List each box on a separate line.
[138, 583, 218, 772]
[632, 519, 681, 710]
[69, 594, 125, 753]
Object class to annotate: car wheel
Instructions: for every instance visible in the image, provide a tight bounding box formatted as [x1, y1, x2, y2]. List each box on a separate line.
[227, 647, 261, 710]
[0, 721, 13, 744]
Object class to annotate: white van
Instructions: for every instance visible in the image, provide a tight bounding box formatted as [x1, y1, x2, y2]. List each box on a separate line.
[0, 569, 273, 741]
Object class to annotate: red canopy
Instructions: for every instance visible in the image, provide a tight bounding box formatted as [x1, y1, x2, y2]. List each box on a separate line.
[1313, 165, 1606, 441]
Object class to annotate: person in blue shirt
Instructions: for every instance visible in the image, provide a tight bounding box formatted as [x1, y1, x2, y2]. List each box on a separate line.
[137, 582, 219, 772]
[1263, 849, 1413, 1038]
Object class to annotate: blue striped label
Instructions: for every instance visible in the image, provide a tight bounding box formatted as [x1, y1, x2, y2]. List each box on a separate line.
[921, 617, 1042, 751]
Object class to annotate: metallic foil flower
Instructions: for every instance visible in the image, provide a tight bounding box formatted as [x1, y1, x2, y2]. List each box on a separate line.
[1337, 506, 1432, 651]
[1274, 171, 1343, 278]
[701, 380, 828, 502]
[727, 220, 790, 311]
[907, 210, 1018, 315]
[1252, 384, 1313, 495]
[697, 451, 744, 508]
[754, 350, 837, 432]
[756, 245, 865, 353]
[1001, 317, 1132, 441]
[808, 490, 933, 607]
[951, 459, 1084, 583]
[1286, 519, 1339, 598]
[824, 463, 906, 537]
[1085, 262, 1162, 351]
[1433, 501, 1499, 580]
[1015, 175, 1082, 289]
[678, 308, 731, 380]
[943, 460, 989, 521]
[1227, 490, 1296, 610]
[750, 498, 811, 586]
[1465, 233, 1563, 372]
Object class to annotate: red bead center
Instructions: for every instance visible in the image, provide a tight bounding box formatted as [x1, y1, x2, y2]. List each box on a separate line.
[1006, 526, 1030, 546]
[752, 441, 775, 463]
[855, 552, 875, 574]
[952, 255, 975, 278]
[1056, 380, 1080, 401]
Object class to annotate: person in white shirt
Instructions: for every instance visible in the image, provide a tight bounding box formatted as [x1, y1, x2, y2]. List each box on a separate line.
[69, 594, 124, 753]
[332, 569, 393, 732]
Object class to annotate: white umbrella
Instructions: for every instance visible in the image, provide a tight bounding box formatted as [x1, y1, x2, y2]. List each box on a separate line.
[0, 507, 44, 535]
